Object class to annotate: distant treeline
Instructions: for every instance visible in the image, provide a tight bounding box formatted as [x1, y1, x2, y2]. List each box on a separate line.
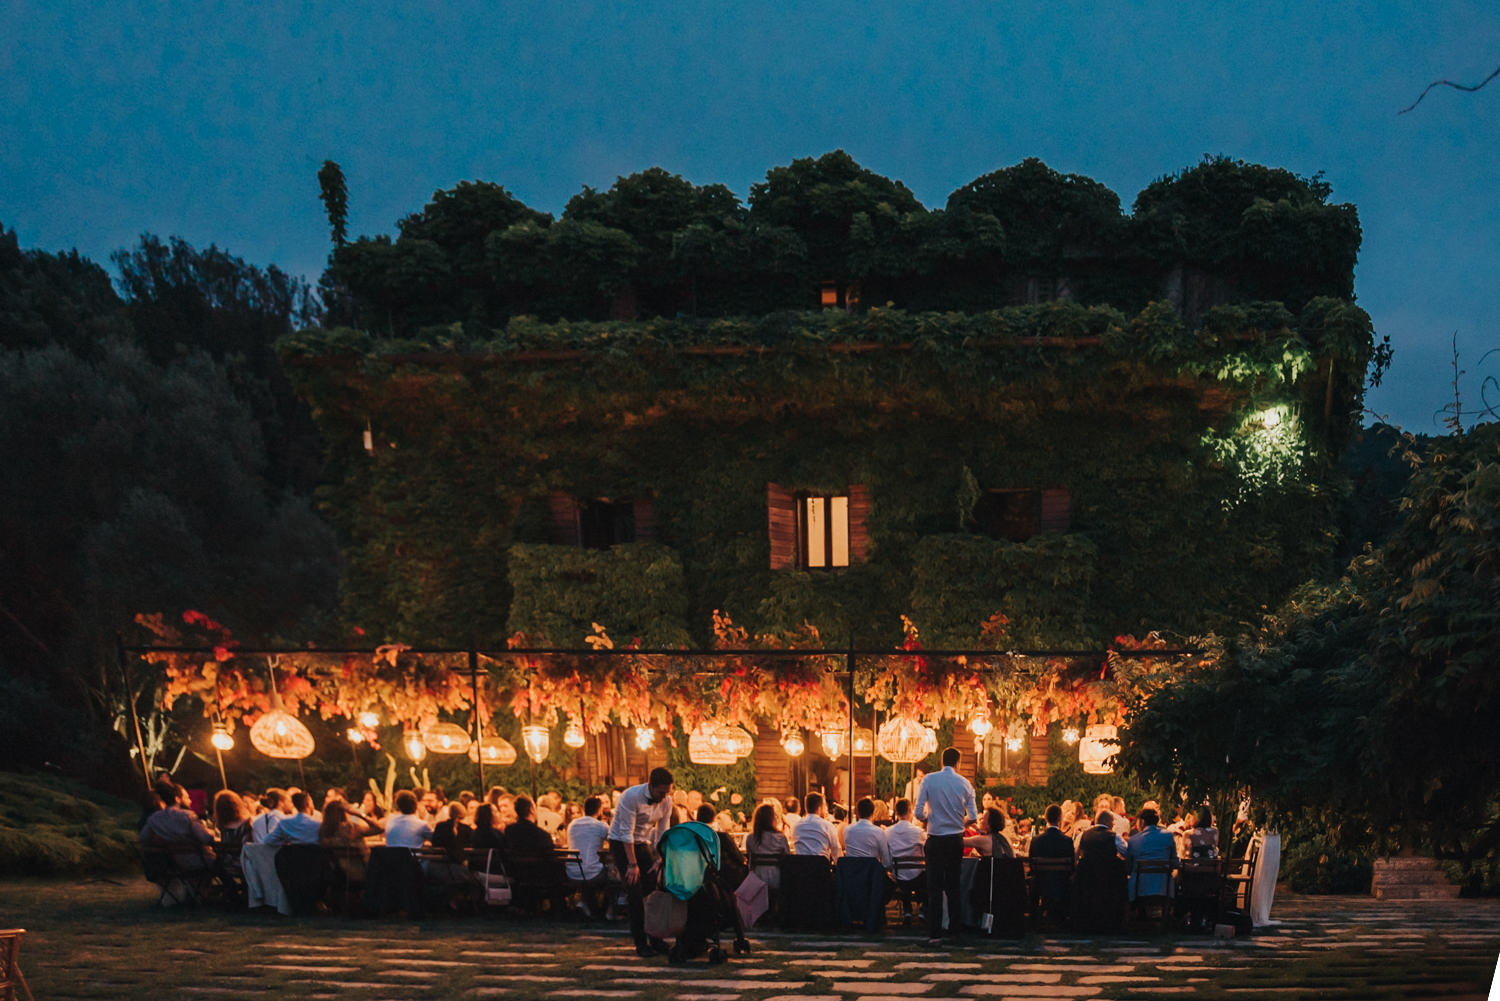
[320, 151, 1361, 334]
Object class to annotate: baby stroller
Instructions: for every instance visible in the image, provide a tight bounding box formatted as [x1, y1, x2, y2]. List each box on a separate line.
[657, 821, 751, 964]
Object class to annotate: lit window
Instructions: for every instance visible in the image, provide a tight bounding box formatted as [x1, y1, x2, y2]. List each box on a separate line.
[800, 494, 850, 569]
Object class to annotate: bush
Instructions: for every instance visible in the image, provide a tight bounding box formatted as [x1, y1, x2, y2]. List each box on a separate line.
[0, 771, 142, 875]
[1281, 834, 1373, 894]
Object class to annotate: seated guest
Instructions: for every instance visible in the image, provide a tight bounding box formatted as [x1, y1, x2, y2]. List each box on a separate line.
[1183, 806, 1218, 858]
[567, 796, 612, 914]
[320, 799, 374, 882]
[472, 803, 505, 852]
[265, 791, 322, 845]
[502, 796, 555, 856]
[885, 798, 925, 867]
[251, 788, 291, 842]
[535, 791, 565, 836]
[964, 807, 1015, 858]
[1072, 810, 1128, 933]
[781, 796, 803, 836]
[842, 797, 893, 869]
[432, 802, 473, 859]
[213, 789, 253, 853]
[357, 789, 387, 823]
[383, 790, 434, 848]
[139, 783, 215, 857]
[791, 792, 838, 862]
[746, 804, 789, 890]
[1028, 803, 1074, 921]
[1077, 810, 1127, 861]
[1126, 806, 1177, 903]
[870, 799, 892, 826]
[696, 804, 748, 890]
[505, 795, 563, 913]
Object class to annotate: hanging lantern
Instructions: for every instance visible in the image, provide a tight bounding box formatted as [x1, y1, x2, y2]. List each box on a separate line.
[249, 709, 315, 760]
[468, 736, 517, 765]
[521, 723, 550, 763]
[635, 727, 656, 751]
[403, 729, 427, 762]
[782, 729, 805, 757]
[713, 723, 755, 758]
[1078, 724, 1118, 775]
[851, 726, 874, 755]
[346, 727, 365, 744]
[422, 722, 471, 755]
[1062, 726, 1081, 745]
[358, 710, 380, 729]
[563, 718, 586, 749]
[819, 728, 846, 760]
[689, 724, 737, 765]
[210, 724, 234, 752]
[876, 717, 936, 764]
[969, 711, 993, 738]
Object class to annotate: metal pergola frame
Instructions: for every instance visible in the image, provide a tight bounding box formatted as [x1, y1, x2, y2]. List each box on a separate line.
[119, 641, 1201, 817]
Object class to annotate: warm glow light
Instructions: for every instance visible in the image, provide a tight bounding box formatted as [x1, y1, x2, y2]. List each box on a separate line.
[969, 713, 993, 738]
[422, 722, 471, 755]
[469, 737, 517, 765]
[521, 723, 550, 763]
[851, 726, 874, 755]
[1005, 734, 1025, 752]
[358, 711, 380, 728]
[635, 727, 656, 751]
[819, 729, 846, 760]
[1079, 724, 1118, 775]
[404, 731, 427, 762]
[782, 731, 805, 757]
[249, 710, 315, 759]
[210, 726, 234, 751]
[346, 727, 365, 744]
[1062, 726, 1080, 745]
[563, 719, 586, 749]
[876, 717, 937, 763]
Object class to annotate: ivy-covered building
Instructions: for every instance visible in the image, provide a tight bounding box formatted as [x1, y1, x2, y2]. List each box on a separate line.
[282, 156, 1378, 796]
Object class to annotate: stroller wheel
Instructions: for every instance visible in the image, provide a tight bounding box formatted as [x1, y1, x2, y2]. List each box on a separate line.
[733, 938, 750, 955]
[707, 947, 728, 964]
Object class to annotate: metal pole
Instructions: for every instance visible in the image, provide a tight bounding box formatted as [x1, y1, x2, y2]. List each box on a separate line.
[214, 746, 228, 790]
[117, 636, 152, 792]
[846, 647, 855, 818]
[469, 649, 485, 792]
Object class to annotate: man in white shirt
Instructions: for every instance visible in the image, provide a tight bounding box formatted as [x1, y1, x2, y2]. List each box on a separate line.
[566, 795, 611, 916]
[607, 767, 676, 957]
[842, 797, 892, 870]
[265, 791, 321, 845]
[913, 746, 978, 945]
[791, 792, 839, 862]
[781, 796, 802, 837]
[250, 788, 290, 843]
[885, 797, 926, 875]
[383, 790, 435, 848]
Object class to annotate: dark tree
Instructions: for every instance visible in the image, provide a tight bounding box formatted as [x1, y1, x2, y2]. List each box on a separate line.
[317, 160, 349, 247]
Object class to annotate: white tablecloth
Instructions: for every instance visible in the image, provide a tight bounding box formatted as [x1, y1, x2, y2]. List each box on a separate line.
[1250, 832, 1281, 927]
[242, 843, 290, 915]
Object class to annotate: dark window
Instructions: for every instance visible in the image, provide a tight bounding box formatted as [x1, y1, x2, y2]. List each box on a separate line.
[578, 500, 636, 549]
[974, 487, 1072, 541]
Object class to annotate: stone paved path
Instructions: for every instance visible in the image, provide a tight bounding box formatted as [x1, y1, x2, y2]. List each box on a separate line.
[7, 881, 1498, 1000]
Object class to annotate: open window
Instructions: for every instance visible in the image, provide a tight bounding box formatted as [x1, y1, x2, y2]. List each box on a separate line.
[548, 492, 656, 548]
[973, 487, 1071, 542]
[768, 483, 869, 569]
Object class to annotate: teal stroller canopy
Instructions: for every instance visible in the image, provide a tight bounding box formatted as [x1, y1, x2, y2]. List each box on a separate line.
[657, 821, 721, 902]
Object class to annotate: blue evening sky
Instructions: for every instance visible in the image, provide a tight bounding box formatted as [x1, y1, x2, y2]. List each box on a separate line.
[3, 2, 1497, 431]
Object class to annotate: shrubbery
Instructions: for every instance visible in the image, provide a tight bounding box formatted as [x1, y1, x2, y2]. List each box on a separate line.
[0, 772, 141, 875]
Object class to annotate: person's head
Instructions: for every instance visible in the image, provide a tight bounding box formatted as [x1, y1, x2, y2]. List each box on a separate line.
[856, 797, 875, 821]
[647, 767, 674, 803]
[894, 797, 912, 820]
[805, 792, 825, 817]
[420, 789, 440, 814]
[753, 803, 777, 836]
[1095, 810, 1113, 828]
[1112, 796, 1126, 815]
[497, 794, 517, 826]
[486, 785, 507, 806]
[475, 803, 497, 829]
[212, 789, 244, 828]
[685, 789, 704, 810]
[983, 807, 1005, 835]
[1139, 807, 1160, 828]
[514, 795, 535, 822]
[871, 799, 890, 823]
[1196, 806, 1213, 829]
[941, 747, 960, 768]
[290, 791, 312, 815]
[394, 790, 418, 815]
[323, 788, 344, 806]
[696, 804, 716, 824]
[1093, 793, 1113, 815]
[260, 787, 285, 814]
[783, 796, 801, 816]
[446, 802, 466, 823]
[1045, 803, 1062, 826]
[583, 795, 602, 818]
[831, 805, 847, 823]
[981, 791, 995, 810]
[319, 799, 348, 838]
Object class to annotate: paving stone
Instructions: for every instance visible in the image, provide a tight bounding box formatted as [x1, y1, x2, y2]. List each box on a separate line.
[925, 972, 1062, 983]
[830, 983, 931, 995]
[263, 964, 359, 974]
[894, 961, 983, 970]
[1077, 974, 1160, 984]
[812, 970, 895, 978]
[763, 996, 843, 1001]
[961, 986, 1098, 997]
[789, 957, 875, 967]
[546, 992, 640, 998]
[472, 974, 571, 983]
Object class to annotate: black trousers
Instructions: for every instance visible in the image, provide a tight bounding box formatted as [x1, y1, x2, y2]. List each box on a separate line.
[611, 840, 659, 947]
[925, 833, 963, 939]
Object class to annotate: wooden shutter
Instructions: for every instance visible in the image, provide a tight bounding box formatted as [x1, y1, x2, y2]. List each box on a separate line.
[767, 483, 797, 570]
[632, 495, 655, 542]
[1039, 488, 1072, 534]
[847, 484, 872, 564]
[548, 491, 581, 546]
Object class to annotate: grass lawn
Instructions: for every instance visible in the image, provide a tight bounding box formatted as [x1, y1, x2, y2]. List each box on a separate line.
[3, 877, 1497, 1000]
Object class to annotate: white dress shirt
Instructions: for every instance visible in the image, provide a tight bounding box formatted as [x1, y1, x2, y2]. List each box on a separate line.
[885, 818, 926, 878]
[842, 818, 893, 869]
[791, 813, 839, 861]
[250, 810, 284, 843]
[607, 782, 674, 846]
[566, 816, 610, 879]
[913, 766, 978, 836]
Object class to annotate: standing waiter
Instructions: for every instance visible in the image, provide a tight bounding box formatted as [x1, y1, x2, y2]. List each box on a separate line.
[914, 746, 978, 945]
[608, 766, 676, 957]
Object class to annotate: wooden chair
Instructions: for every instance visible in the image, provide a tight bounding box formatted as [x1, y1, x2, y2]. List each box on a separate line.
[889, 855, 927, 926]
[1175, 857, 1222, 932]
[1218, 840, 1259, 934]
[0, 930, 34, 1001]
[1129, 858, 1176, 931]
[139, 841, 217, 907]
[1024, 855, 1074, 929]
